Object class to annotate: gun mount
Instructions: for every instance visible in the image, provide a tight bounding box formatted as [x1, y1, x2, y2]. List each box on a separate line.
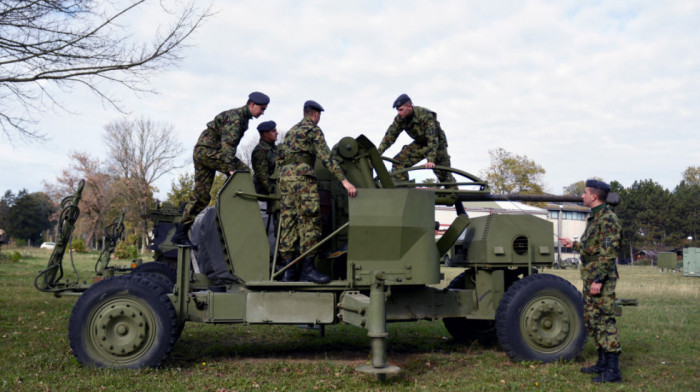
[37, 134, 633, 381]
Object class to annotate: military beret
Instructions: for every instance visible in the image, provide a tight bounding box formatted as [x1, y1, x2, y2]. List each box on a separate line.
[248, 91, 270, 105]
[257, 120, 276, 132]
[393, 93, 411, 108]
[586, 179, 610, 192]
[304, 100, 324, 112]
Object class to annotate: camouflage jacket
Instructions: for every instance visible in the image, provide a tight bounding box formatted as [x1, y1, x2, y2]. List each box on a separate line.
[195, 105, 252, 172]
[252, 138, 277, 195]
[574, 204, 621, 283]
[277, 117, 346, 181]
[377, 106, 448, 162]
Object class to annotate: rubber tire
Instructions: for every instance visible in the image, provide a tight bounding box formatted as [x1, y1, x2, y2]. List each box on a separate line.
[69, 275, 179, 368]
[131, 272, 174, 294]
[495, 273, 586, 362]
[131, 262, 177, 285]
[442, 272, 498, 345]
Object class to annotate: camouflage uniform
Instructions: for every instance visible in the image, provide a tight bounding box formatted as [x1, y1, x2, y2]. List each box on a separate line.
[377, 106, 457, 188]
[573, 203, 622, 354]
[181, 106, 252, 227]
[277, 117, 346, 260]
[252, 137, 278, 256]
[252, 139, 278, 196]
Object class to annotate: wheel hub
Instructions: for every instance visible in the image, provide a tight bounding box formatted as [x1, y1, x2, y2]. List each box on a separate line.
[94, 302, 148, 356]
[524, 298, 570, 348]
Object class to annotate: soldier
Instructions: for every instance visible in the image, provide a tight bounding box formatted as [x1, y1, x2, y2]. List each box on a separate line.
[560, 179, 623, 383]
[252, 120, 279, 261]
[171, 91, 270, 249]
[377, 94, 466, 216]
[252, 120, 279, 196]
[276, 100, 357, 283]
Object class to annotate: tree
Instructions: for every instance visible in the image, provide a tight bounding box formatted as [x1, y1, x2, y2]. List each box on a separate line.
[480, 148, 546, 194]
[104, 117, 185, 251]
[562, 177, 604, 196]
[166, 171, 226, 209]
[682, 166, 700, 185]
[44, 152, 115, 248]
[0, 189, 55, 245]
[0, 1, 211, 140]
[615, 180, 675, 255]
[674, 180, 699, 248]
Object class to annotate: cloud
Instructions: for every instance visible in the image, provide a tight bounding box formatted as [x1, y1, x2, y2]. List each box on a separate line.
[2, 0, 698, 198]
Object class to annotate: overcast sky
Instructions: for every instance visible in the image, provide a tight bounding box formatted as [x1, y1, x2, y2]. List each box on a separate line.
[2, 0, 698, 200]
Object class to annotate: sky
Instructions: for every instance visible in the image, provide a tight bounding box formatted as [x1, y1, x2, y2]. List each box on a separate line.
[1, 0, 698, 200]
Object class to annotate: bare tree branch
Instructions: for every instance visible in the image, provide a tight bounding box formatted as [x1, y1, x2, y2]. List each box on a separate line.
[0, 0, 213, 141]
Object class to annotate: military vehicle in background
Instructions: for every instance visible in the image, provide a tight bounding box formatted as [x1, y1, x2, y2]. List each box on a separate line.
[35, 135, 632, 380]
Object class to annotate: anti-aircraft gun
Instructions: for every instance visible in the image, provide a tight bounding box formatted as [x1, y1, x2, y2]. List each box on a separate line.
[40, 135, 632, 380]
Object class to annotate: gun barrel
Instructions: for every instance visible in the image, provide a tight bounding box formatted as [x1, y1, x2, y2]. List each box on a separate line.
[454, 192, 620, 206]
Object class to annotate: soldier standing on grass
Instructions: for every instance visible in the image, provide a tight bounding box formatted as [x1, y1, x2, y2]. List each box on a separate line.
[276, 100, 357, 283]
[377, 94, 466, 216]
[560, 179, 623, 383]
[171, 91, 270, 249]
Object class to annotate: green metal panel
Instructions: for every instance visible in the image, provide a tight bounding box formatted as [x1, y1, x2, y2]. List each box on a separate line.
[683, 247, 700, 277]
[246, 291, 336, 323]
[463, 214, 554, 266]
[348, 188, 440, 285]
[338, 291, 369, 328]
[216, 172, 269, 282]
[657, 252, 678, 270]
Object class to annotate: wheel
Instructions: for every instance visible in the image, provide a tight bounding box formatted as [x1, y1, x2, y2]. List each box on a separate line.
[131, 262, 177, 285]
[132, 272, 174, 293]
[69, 275, 179, 368]
[495, 273, 586, 362]
[442, 271, 497, 345]
[130, 271, 185, 337]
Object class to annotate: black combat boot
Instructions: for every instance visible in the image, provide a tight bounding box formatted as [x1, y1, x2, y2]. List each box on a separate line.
[299, 258, 330, 284]
[171, 223, 198, 250]
[592, 352, 622, 383]
[277, 258, 298, 282]
[455, 200, 467, 216]
[580, 348, 606, 374]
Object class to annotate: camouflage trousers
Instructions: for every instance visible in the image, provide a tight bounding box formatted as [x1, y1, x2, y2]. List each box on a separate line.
[390, 141, 457, 189]
[181, 145, 249, 226]
[583, 279, 621, 353]
[278, 175, 321, 260]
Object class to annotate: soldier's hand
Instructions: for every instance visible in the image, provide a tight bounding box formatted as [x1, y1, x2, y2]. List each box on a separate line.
[560, 238, 572, 247]
[590, 282, 602, 295]
[342, 179, 357, 198]
[425, 162, 436, 169]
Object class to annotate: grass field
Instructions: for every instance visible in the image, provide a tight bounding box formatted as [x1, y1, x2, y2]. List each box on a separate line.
[1, 247, 698, 391]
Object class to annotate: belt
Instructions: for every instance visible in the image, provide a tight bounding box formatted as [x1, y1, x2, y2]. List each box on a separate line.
[282, 154, 314, 166]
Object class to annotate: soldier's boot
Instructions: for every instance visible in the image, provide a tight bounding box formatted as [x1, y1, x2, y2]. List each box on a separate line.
[171, 223, 198, 251]
[455, 200, 467, 216]
[592, 352, 622, 383]
[580, 348, 606, 374]
[277, 258, 298, 282]
[299, 258, 330, 284]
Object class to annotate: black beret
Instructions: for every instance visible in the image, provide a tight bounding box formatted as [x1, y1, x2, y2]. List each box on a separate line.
[393, 93, 411, 108]
[248, 91, 270, 105]
[586, 179, 610, 192]
[304, 100, 324, 112]
[257, 120, 276, 132]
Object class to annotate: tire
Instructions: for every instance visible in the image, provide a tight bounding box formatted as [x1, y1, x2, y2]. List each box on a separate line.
[495, 273, 586, 362]
[69, 275, 179, 368]
[131, 262, 177, 285]
[442, 271, 497, 345]
[132, 272, 174, 294]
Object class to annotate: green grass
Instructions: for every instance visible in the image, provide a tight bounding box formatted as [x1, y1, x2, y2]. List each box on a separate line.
[1, 247, 698, 391]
